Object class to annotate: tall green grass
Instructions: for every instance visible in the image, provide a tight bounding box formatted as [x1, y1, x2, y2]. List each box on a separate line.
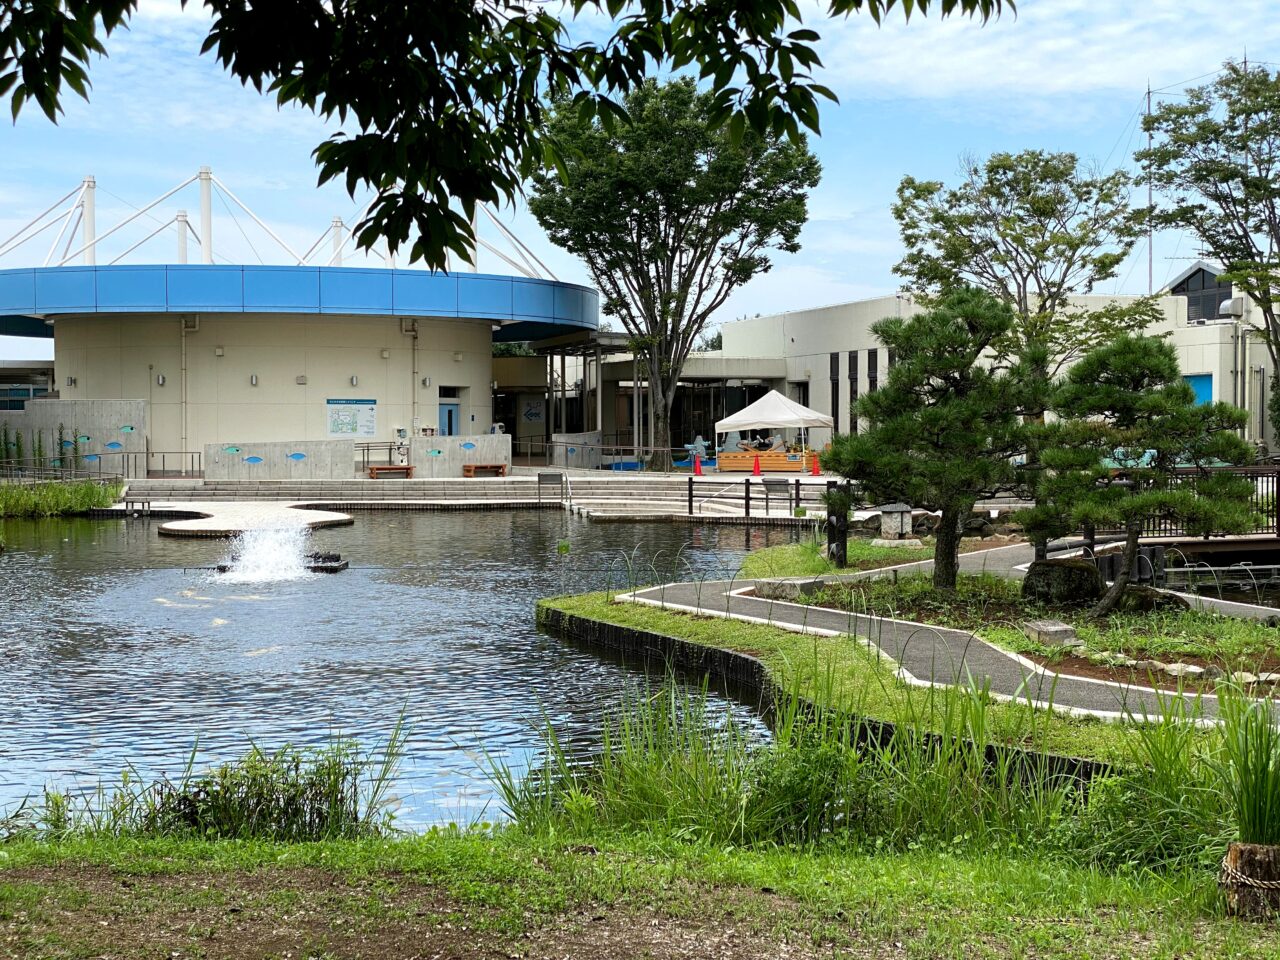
[4, 719, 407, 842]
[492, 666, 1280, 872]
[0, 478, 121, 518]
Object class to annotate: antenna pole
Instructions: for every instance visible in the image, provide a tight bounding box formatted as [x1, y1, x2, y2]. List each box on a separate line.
[1146, 83, 1153, 295]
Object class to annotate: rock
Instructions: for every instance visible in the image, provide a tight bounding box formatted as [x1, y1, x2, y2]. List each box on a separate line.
[913, 514, 939, 536]
[870, 537, 923, 549]
[1114, 585, 1191, 613]
[1201, 665, 1225, 681]
[1021, 559, 1104, 605]
[1022, 619, 1082, 648]
[754, 578, 824, 601]
[1096, 651, 1137, 668]
[993, 523, 1024, 536]
[1164, 662, 1205, 679]
[962, 516, 995, 538]
[1136, 659, 1170, 674]
[1231, 671, 1260, 686]
[1258, 672, 1280, 684]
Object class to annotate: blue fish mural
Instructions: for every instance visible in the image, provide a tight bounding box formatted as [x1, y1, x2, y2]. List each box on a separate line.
[120, 426, 135, 433]
[83, 454, 99, 462]
[287, 452, 307, 461]
[460, 441, 477, 450]
[223, 446, 241, 454]
[568, 447, 577, 455]
[76, 435, 90, 443]
[243, 456, 264, 464]
[61, 440, 74, 449]
[105, 441, 123, 450]
[428, 449, 442, 456]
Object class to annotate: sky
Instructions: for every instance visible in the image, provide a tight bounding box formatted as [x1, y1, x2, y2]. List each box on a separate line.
[3, 0, 1280, 361]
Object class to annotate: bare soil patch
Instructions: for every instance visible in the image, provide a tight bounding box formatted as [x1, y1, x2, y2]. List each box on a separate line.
[1, 865, 834, 960]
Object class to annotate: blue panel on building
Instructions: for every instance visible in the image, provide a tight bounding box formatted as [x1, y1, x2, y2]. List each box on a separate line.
[36, 267, 96, 313]
[553, 284, 583, 322]
[96, 265, 168, 312]
[167, 266, 244, 310]
[458, 276, 513, 318]
[393, 271, 457, 315]
[513, 278, 556, 319]
[244, 267, 320, 312]
[0, 270, 35, 314]
[320, 268, 393, 314]
[1184, 373, 1213, 405]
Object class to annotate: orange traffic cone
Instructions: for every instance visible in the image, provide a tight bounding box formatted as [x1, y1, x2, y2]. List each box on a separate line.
[693, 453, 703, 476]
[752, 454, 761, 476]
[811, 451, 820, 476]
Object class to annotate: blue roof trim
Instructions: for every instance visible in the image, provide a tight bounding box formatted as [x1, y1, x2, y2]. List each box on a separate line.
[0, 265, 598, 341]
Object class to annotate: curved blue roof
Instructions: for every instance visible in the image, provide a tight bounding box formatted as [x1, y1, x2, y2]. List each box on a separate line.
[0, 265, 598, 343]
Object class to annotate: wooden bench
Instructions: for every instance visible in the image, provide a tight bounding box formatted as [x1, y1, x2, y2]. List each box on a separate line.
[123, 496, 152, 516]
[368, 464, 414, 479]
[462, 463, 507, 478]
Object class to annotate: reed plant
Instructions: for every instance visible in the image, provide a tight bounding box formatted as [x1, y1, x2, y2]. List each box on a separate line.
[0, 478, 120, 518]
[1214, 683, 1280, 846]
[7, 718, 407, 842]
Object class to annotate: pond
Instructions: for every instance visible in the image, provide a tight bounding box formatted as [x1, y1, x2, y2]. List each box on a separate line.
[0, 511, 798, 827]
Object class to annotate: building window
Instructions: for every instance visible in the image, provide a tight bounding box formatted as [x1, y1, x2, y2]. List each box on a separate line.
[829, 352, 840, 433]
[848, 351, 859, 434]
[867, 349, 879, 393]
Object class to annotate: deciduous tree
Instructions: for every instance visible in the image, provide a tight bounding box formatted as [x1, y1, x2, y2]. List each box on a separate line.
[1140, 60, 1280, 428]
[528, 78, 820, 466]
[1, 0, 1008, 269]
[892, 150, 1156, 375]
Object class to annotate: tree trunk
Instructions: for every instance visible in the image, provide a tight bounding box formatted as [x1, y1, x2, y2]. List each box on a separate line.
[1221, 842, 1280, 920]
[650, 381, 674, 472]
[933, 504, 966, 590]
[1089, 519, 1141, 618]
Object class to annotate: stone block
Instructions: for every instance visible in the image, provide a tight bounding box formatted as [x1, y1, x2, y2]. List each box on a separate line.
[870, 538, 923, 549]
[1021, 559, 1103, 605]
[1022, 619, 1082, 648]
[754, 578, 824, 602]
[1164, 662, 1204, 679]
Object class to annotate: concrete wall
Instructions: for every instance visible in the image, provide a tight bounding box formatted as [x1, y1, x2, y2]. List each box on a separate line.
[408, 433, 512, 477]
[552, 431, 603, 470]
[1, 398, 148, 475]
[203, 440, 357, 480]
[52, 312, 494, 453]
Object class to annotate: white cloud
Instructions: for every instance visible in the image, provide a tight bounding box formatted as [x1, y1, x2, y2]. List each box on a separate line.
[815, 0, 1279, 108]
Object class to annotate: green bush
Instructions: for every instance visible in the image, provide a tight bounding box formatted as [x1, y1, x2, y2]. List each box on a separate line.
[0, 479, 121, 518]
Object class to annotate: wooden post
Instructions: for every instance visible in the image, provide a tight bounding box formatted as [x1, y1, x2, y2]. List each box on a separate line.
[743, 478, 750, 518]
[687, 476, 693, 516]
[1221, 842, 1280, 920]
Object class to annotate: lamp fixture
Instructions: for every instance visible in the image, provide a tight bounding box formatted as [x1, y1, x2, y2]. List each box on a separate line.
[421, 376, 431, 387]
[156, 374, 166, 386]
[214, 346, 225, 357]
[65, 376, 76, 387]
[380, 348, 391, 359]
[250, 374, 259, 387]
[350, 375, 359, 387]
[452, 351, 463, 362]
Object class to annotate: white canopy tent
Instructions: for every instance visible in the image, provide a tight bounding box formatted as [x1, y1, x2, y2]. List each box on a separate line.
[715, 389, 834, 435]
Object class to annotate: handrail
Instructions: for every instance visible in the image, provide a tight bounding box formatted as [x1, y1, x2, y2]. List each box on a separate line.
[693, 480, 740, 514]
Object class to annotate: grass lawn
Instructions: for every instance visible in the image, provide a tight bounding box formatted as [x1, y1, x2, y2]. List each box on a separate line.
[2, 831, 1275, 959]
[798, 572, 1279, 667]
[738, 537, 1006, 580]
[541, 593, 1156, 764]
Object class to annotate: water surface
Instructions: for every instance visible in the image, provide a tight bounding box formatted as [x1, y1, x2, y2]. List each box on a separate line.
[1, 511, 797, 826]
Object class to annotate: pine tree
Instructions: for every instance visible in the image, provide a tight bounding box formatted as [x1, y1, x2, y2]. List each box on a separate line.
[1040, 335, 1256, 617]
[821, 288, 1036, 590]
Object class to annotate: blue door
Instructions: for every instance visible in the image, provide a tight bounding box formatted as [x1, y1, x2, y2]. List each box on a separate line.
[1184, 374, 1213, 406]
[439, 403, 461, 436]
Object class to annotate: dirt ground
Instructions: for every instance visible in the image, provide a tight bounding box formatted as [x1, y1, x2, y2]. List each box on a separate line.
[1, 865, 834, 960]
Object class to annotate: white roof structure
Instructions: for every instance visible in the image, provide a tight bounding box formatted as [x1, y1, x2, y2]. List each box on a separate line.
[715, 389, 834, 434]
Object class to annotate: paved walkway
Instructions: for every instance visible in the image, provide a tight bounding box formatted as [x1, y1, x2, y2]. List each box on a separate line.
[623, 544, 1223, 721]
[105, 500, 353, 537]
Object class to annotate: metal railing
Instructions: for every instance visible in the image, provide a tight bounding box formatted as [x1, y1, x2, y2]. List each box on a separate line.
[1092, 467, 1280, 539]
[685, 476, 822, 517]
[0, 450, 202, 480]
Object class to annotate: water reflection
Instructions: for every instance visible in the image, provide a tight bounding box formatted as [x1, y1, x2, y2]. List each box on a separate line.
[0, 511, 800, 826]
